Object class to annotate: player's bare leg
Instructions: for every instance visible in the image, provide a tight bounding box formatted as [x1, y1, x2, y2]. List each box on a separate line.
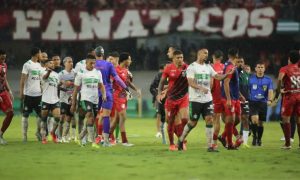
[0, 109, 14, 145]
[119, 110, 133, 147]
[281, 115, 292, 149]
[50, 108, 61, 143]
[213, 113, 221, 146]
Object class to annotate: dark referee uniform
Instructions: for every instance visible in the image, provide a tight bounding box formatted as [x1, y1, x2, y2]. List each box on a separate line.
[248, 74, 273, 146]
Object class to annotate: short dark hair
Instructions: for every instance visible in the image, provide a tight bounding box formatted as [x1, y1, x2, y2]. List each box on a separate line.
[87, 47, 95, 54]
[86, 54, 96, 60]
[173, 50, 183, 56]
[119, 52, 130, 63]
[228, 48, 239, 57]
[289, 50, 300, 64]
[0, 49, 6, 55]
[255, 61, 265, 66]
[31, 47, 41, 57]
[159, 64, 165, 70]
[213, 50, 223, 59]
[44, 59, 53, 64]
[108, 51, 120, 58]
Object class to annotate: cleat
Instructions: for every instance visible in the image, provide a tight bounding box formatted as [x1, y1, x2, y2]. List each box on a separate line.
[35, 132, 42, 141]
[280, 136, 285, 141]
[281, 145, 291, 150]
[42, 138, 47, 144]
[116, 138, 120, 144]
[183, 142, 187, 151]
[257, 140, 262, 146]
[0, 137, 7, 145]
[207, 147, 219, 152]
[169, 144, 177, 151]
[177, 140, 184, 151]
[50, 132, 58, 143]
[92, 143, 100, 149]
[102, 142, 112, 147]
[110, 139, 116, 146]
[242, 144, 250, 148]
[155, 132, 162, 138]
[77, 140, 86, 147]
[122, 143, 134, 147]
[95, 136, 102, 144]
[235, 137, 244, 148]
[291, 138, 294, 143]
[218, 135, 227, 148]
[62, 137, 70, 143]
[212, 143, 218, 149]
[227, 145, 238, 150]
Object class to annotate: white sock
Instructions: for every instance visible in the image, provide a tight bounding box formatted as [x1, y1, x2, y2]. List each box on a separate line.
[22, 117, 29, 137]
[103, 133, 109, 143]
[47, 117, 54, 133]
[63, 122, 70, 137]
[71, 128, 76, 138]
[36, 117, 41, 132]
[87, 126, 95, 143]
[243, 130, 249, 145]
[205, 126, 213, 148]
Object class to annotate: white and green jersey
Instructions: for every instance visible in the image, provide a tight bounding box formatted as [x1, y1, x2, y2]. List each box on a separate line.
[186, 62, 217, 103]
[74, 59, 86, 75]
[59, 69, 75, 104]
[41, 70, 60, 104]
[21, 59, 43, 97]
[74, 68, 103, 104]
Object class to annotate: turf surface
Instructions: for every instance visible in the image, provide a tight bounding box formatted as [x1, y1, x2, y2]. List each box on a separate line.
[1, 115, 300, 180]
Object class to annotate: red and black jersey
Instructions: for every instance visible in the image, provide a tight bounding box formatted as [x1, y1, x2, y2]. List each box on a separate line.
[280, 64, 300, 93]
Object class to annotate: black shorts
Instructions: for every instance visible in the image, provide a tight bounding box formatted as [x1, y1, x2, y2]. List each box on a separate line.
[190, 101, 214, 121]
[60, 102, 73, 117]
[155, 99, 166, 123]
[41, 101, 60, 111]
[23, 95, 41, 117]
[241, 101, 250, 115]
[249, 101, 267, 122]
[80, 100, 98, 118]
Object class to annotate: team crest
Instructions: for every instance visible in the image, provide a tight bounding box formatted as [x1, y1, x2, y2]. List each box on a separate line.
[263, 85, 267, 91]
[252, 84, 257, 90]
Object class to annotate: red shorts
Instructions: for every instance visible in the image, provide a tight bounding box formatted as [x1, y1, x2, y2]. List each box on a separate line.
[114, 97, 127, 113]
[213, 103, 223, 113]
[281, 94, 300, 117]
[221, 98, 241, 116]
[165, 94, 189, 118]
[0, 91, 13, 112]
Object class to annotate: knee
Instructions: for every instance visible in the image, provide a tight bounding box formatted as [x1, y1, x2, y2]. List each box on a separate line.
[7, 111, 14, 118]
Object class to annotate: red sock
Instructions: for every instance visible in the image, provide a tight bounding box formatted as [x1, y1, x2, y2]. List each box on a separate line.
[226, 122, 234, 147]
[181, 118, 188, 128]
[283, 123, 291, 146]
[213, 133, 218, 141]
[121, 132, 128, 143]
[167, 122, 175, 145]
[110, 133, 115, 141]
[1, 112, 14, 133]
[97, 124, 103, 136]
[233, 126, 239, 137]
[175, 123, 183, 138]
[297, 123, 300, 142]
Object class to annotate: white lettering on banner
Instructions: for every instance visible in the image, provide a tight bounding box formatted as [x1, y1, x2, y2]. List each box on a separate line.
[42, 10, 77, 40]
[177, 7, 198, 32]
[247, 7, 275, 37]
[222, 8, 249, 38]
[13, 10, 42, 39]
[113, 10, 148, 39]
[12, 8, 276, 40]
[195, 7, 222, 33]
[150, 9, 179, 34]
[78, 11, 114, 40]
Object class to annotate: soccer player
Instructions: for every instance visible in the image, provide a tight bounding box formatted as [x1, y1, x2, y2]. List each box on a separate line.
[39, 59, 61, 144]
[211, 50, 225, 147]
[40, 52, 48, 68]
[71, 54, 106, 148]
[178, 48, 232, 152]
[248, 61, 273, 146]
[274, 50, 300, 149]
[20, 47, 43, 142]
[220, 48, 240, 150]
[106, 51, 120, 67]
[0, 50, 14, 145]
[59, 57, 76, 143]
[94, 46, 129, 147]
[109, 52, 141, 146]
[52, 54, 64, 73]
[237, 57, 251, 147]
[157, 50, 188, 151]
[150, 64, 167, 144]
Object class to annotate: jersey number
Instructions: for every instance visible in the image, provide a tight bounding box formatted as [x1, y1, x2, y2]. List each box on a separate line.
[290, 76, 300, 88]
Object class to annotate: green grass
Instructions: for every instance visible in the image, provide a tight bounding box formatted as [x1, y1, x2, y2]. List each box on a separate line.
[0, 115, 300, 180]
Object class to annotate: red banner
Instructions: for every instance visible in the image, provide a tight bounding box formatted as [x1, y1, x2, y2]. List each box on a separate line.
[0, 7, 277, 41]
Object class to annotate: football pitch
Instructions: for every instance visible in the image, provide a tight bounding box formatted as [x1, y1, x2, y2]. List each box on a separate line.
[0, 115, 300, 180]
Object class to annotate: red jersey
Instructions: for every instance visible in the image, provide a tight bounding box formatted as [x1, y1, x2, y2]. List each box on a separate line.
[0, 63, 7, 92]
[280, 64, 300, 93]
[113, 65, 129, 98]
[162, 63, 188, 100]
[212, 62, 224, 103]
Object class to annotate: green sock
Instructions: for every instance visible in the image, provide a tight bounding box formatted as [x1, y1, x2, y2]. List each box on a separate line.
[115, 123, 120, 139]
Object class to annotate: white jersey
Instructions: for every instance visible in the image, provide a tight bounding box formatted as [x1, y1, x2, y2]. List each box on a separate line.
[41, 70, 60, 104]
[74, 68, 103, 104]
[74, 59, 86, 75]
[186, 62, 217, 103]
[21, 59, 43, 96]
[59, 69, 75, 104]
